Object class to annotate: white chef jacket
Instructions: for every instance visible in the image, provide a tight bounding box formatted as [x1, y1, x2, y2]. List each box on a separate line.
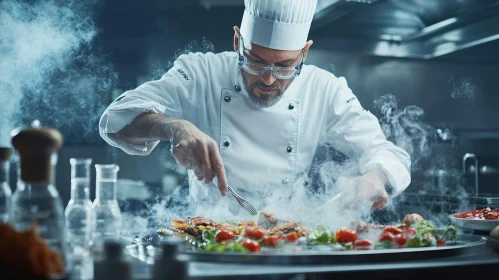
[99, 51, 411, 211]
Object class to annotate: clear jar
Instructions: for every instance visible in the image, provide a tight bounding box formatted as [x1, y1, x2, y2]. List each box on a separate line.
[10, 180, 66, 257]
[91, 164, 122, 252]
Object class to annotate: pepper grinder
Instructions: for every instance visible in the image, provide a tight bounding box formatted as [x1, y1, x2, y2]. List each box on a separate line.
[10, 127, 67, 266]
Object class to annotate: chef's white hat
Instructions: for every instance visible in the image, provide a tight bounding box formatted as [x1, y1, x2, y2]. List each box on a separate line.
[240, 0, 318, 51]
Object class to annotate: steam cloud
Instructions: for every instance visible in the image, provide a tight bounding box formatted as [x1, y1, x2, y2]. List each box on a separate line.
[0, 0, 117, 146]
[450, 77, 478, 100]
[374, 94, 433, 171]
[148, 38, 215, 81]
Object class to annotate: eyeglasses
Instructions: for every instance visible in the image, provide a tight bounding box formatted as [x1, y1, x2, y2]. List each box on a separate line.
[238, 34, 304, 80]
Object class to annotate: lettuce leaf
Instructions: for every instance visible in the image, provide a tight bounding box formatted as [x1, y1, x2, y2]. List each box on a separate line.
[202, 229, 218, 244]
[406, 220, 456, 248]
[308, 224, 335, 245]
[204, 242, 249, 252]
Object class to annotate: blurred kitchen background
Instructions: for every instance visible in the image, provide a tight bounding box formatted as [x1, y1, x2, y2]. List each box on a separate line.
[2, 0, 499, 224]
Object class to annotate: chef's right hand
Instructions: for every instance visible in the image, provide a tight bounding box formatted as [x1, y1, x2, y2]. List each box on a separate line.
[168, 120, 228, 196]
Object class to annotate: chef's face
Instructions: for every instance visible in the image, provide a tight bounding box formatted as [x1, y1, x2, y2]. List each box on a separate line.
[234, 27, 312, 108]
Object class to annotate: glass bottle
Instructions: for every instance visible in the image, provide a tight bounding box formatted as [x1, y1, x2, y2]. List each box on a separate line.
[0, 147, 13, 222]
[65, 158, 93, 250]
[10, 127, 66, 263]
[91, 164, 122, 252]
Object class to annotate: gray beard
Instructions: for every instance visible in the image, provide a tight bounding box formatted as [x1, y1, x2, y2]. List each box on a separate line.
[241, 72, 286, 108]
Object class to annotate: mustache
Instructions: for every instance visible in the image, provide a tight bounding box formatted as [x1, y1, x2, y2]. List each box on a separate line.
[250, 82, 281, 91]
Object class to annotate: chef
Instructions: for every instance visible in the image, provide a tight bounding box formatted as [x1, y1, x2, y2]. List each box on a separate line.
[99, 0, 411, 214]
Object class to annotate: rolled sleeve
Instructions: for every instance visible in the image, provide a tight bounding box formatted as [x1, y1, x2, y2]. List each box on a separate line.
[99, 54, 198, 155]
[99, 98, 166, 155]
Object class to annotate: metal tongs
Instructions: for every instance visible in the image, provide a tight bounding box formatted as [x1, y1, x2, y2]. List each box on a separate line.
[213, 177, 258, 216]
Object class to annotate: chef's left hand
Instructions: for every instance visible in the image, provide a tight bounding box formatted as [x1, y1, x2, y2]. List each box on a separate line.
[337, 170, 389, 211]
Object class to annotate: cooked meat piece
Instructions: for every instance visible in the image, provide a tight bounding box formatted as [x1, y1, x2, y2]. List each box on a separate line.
[257, 210, 308, 234]
[184, 227, 201, 237]
[268, 222, 308, 235]
[215, 224, 239, 234]
[257, 210, 279, 228]
[402, 213, 424, 226]
[350, 220, 383, 233]
[257, 210, 294, 229]
[350, 220, 407, 234]
[238, 220, 256, 227]
[171, 219, 188, 230]
[187, 217, 216, 227]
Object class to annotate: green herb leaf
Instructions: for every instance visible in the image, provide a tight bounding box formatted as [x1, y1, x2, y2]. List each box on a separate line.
[204, 242, 249, 253]
[343, 242, 353, 250]
[374, 241, 392, 249]
[202, 229, 218, 244]
[308, 224, 332, 245]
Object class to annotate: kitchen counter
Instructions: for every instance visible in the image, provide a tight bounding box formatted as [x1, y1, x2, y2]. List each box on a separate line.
[129, 236, 499, 280]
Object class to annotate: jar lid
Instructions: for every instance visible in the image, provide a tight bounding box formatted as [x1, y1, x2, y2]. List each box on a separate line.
[11, 127, 63, 182]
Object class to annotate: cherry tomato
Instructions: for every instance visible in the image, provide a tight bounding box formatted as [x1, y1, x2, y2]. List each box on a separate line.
[275, 233, 285, 240]
[241, 239, 261, 253]
[404, 227, 417, 238]
[394, 234, 407, 246]
[244, 227, 267, 240]
[379, 232, 395, 242]
[335, 227, 358, 243]
[383, 226, 404, 235]
[436, 238, 446, 245]
[215, 229, 234, 243]
[285, 232, 298, 243]
[485, 212, 498, 220]
[265, 235, 280, 247]
[297, 230, 307, 237]
[354, 239, 374, 247]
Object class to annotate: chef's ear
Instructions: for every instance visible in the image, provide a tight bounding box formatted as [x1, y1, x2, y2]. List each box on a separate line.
[233, 26, 241, 52]
[303, 40, 313, 61]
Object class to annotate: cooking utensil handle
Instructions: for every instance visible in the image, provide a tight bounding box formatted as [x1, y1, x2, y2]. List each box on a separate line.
[463, 153, 479, 197]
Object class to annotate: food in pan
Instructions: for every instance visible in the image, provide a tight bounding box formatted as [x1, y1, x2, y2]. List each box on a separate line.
[0, 223, 65, 278]
[157, 212, 457, 253]
[452, 207, 499, 220]
[402, 213, 424, 225]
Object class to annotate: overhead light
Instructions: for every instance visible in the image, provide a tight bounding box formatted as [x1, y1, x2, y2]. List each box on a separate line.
[422, 18, 458, 34]
[345, 0, 379, 4]
[380, 34, 403, 42]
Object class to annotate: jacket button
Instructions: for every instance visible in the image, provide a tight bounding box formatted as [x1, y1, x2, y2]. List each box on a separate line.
[234, 85, 241, 92]
[287, 146, 293, 153]
[288, 104, 294, 110]
[224, 141, 230, 147]
[224, 96, 231, 103]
